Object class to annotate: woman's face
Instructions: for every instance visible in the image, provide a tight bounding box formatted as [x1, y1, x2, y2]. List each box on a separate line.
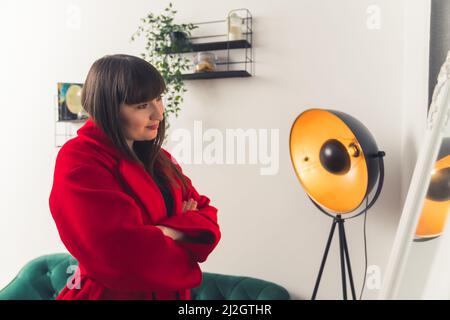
[119, 95, 164, 145]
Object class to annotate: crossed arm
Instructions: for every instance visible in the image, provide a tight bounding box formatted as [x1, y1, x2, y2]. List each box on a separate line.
[155, 198, 199, 242]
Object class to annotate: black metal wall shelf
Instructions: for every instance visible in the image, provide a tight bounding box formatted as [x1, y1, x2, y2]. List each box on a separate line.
[181, 70, 251, 80]
[167, 39, 251, 54]
[171, 9, 253, 80]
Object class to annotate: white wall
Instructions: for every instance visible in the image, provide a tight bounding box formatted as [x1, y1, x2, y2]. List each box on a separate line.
[0, 0, 430, 300]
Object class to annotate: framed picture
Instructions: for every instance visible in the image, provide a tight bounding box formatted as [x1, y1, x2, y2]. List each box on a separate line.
[57, 82, 87, 121]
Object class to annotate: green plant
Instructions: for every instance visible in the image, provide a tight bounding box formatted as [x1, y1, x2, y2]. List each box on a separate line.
[130, 2, 197, 123]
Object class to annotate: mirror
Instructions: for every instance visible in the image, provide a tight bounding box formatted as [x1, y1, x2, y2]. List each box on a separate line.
[380, 51, 450, 299]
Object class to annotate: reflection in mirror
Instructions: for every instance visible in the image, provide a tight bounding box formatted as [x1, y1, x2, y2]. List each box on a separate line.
[395, 137, 450, 299]
[415, 139, 450, 242]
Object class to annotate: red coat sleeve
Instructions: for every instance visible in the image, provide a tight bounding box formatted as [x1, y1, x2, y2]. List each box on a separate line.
[49, 161, 202, 293]
[157, 150, 221, 263]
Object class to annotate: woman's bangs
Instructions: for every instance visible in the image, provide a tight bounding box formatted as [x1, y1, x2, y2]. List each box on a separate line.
[124, 64, 166, 105]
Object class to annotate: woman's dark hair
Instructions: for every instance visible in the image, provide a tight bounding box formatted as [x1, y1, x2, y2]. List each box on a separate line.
[81, 54, 188, 197]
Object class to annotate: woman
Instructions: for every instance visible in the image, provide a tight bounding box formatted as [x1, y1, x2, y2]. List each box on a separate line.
[49, 54, 221, 300]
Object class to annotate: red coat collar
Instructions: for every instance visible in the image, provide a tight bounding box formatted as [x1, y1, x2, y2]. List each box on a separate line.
[76, 118, 175, 223]
[76, 118, 121, 159]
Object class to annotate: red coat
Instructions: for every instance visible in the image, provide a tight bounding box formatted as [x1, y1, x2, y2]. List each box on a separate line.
[49, 119, 221, 300]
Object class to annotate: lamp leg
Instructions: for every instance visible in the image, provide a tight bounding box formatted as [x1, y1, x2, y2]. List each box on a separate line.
[337, 216, 348, 300]
[341, 220, 357, 300]
[311, 219, 337, 300]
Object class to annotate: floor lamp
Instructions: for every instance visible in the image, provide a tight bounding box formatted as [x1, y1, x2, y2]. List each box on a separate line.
[289, 109, 385, 300]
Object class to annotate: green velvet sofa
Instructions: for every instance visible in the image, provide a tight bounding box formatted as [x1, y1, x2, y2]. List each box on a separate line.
[0, 253, 290, 300]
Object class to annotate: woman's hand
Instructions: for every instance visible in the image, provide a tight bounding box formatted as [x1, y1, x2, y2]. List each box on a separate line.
[155, 198, 199, 241]
[155, 225, 185, 241]
[182, 198, 198, 213]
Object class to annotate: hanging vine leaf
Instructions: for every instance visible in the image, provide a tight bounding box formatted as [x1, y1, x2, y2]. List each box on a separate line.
[130, 2, 197, 129]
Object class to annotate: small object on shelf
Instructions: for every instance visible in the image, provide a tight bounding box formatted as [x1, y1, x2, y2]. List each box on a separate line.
[195, 52, 217, 72]
[169, 31, 192, 52]
[227, 12, 244, 41]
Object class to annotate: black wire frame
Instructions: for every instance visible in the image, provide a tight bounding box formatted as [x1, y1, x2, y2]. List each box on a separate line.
[188, 8, 254, 76]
